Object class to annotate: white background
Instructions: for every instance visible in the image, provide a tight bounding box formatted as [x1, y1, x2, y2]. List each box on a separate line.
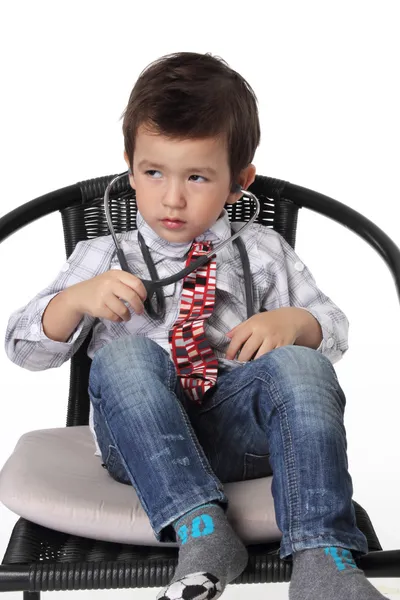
[0, 1, 399, 598]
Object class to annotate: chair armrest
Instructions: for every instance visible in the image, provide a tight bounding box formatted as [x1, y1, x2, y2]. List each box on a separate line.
[282, 181, 400, 303]
[0, 184, 81, 244]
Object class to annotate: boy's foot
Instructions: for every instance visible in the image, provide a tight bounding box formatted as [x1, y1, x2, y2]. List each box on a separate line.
[157, 503, 248, 600]
[289, 546, 389, 599]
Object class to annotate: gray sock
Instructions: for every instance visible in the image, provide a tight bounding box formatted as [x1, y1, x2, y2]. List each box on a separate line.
[289, 547, 389, 600]
[157, 503, 248, 600]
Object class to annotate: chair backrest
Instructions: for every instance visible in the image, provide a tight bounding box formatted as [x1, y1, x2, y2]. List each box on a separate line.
[63, 173, 300, 426]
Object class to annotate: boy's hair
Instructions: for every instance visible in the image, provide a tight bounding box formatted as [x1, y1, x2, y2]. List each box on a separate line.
[121, 52, 260, 186]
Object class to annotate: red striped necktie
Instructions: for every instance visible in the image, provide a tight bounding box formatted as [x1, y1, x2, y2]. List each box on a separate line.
[169, 241, 218, 403]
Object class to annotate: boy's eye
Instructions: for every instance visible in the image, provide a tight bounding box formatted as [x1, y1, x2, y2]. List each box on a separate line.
[145, 170, 162, 178]
[145, 170, 207, 183]
[189, 174, 207, 183]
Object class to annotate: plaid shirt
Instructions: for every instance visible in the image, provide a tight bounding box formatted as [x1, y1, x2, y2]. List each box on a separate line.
[5, 210, 348, 453]
[5, 208, 349, 368]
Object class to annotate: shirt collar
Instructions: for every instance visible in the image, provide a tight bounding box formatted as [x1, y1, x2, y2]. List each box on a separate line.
[135, 209, 232, 258]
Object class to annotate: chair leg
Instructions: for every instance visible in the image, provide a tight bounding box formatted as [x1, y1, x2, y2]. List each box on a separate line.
[23, 593, 40, 600]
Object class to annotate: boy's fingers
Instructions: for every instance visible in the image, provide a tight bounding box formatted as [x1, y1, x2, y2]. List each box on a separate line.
[253, 340, 275, 360]
[133, 279, 148, 302]
[226, 323, 240, 337]
[119, 272, 147, 301]
[225, 328, 252, 359]
[238, 335, 263, 362]
[253, 339, 291, 360]
[105, 295, 131, 321]
[129, 296, 145, 315]
[112, 281, 144, 314]
[129, 280, 147, 302]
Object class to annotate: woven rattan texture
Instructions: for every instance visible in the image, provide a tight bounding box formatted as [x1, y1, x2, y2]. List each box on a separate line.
[2, 503, 381, 589]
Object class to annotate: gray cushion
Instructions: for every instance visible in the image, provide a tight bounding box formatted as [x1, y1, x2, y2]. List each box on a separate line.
[0, 426, 281, 546]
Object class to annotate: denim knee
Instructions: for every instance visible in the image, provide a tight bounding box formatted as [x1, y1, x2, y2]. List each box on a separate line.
[91, 336, 171, 376]
[266, 344, 336, 373]
[260, 345, 339, 382]
[89, 336, 177, 401]
[254, 345, 346, 415]
[92, 335, 169, 364]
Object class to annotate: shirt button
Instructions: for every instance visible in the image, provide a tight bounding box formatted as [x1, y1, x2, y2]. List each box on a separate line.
[31, 324, 39, 335]
[294, 261, 304, 271]
[61, 262, 70, 272]
[327, 338, 334, 349]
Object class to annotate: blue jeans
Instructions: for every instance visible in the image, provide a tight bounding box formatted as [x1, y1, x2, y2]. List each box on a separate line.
[88, 336, 368, 559]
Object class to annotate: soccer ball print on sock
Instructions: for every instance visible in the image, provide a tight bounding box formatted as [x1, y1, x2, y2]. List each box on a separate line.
[157, 572, 222, 600]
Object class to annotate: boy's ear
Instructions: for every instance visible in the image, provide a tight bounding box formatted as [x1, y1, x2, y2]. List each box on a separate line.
[226, 164, 256, 205]
[123, 151, 136, 188]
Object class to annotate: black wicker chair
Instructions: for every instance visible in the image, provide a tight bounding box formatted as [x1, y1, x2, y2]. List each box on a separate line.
[0, 173, 399, 598]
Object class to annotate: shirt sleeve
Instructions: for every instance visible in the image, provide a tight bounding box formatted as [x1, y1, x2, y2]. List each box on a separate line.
[260, 230, 349, 364]
[4, 237, 111, 371]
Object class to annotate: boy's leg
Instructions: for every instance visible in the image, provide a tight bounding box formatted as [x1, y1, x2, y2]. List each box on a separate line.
[89, 335, 227, 537]
[89, 336, 247, 599]
[186, 345, 387, 599]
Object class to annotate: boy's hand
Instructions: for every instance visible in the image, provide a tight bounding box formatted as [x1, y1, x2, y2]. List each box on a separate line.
[225, 307, 320, 361]
[68, 270, 147, 322]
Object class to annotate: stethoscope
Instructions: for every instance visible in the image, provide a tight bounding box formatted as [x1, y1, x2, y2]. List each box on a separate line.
[104, 171, 261, 320]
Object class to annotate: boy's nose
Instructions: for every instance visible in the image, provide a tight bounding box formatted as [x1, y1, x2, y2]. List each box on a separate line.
[162, 182, 187, 209]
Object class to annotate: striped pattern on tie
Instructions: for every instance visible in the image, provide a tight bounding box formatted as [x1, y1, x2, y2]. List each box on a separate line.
[169, 241, 218, 403]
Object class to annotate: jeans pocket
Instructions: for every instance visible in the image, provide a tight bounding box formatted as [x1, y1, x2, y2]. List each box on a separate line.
[243, 452, 272, 480]
[103, 444, 131, 485]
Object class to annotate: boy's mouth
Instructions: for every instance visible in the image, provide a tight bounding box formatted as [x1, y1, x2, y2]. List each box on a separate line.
[161, 218, 186, 230]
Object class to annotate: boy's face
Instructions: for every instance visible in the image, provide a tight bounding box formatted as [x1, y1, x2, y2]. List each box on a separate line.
[124, 125, 255, 243]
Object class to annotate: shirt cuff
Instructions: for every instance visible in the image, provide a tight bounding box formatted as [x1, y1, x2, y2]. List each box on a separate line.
[297, 307, 338, 356]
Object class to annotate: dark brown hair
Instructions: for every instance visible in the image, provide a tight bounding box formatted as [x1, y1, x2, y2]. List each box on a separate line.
[121, 52, 260, 186]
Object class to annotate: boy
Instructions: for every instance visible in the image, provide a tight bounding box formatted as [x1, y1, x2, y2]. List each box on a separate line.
[5, 52, 387, 600]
